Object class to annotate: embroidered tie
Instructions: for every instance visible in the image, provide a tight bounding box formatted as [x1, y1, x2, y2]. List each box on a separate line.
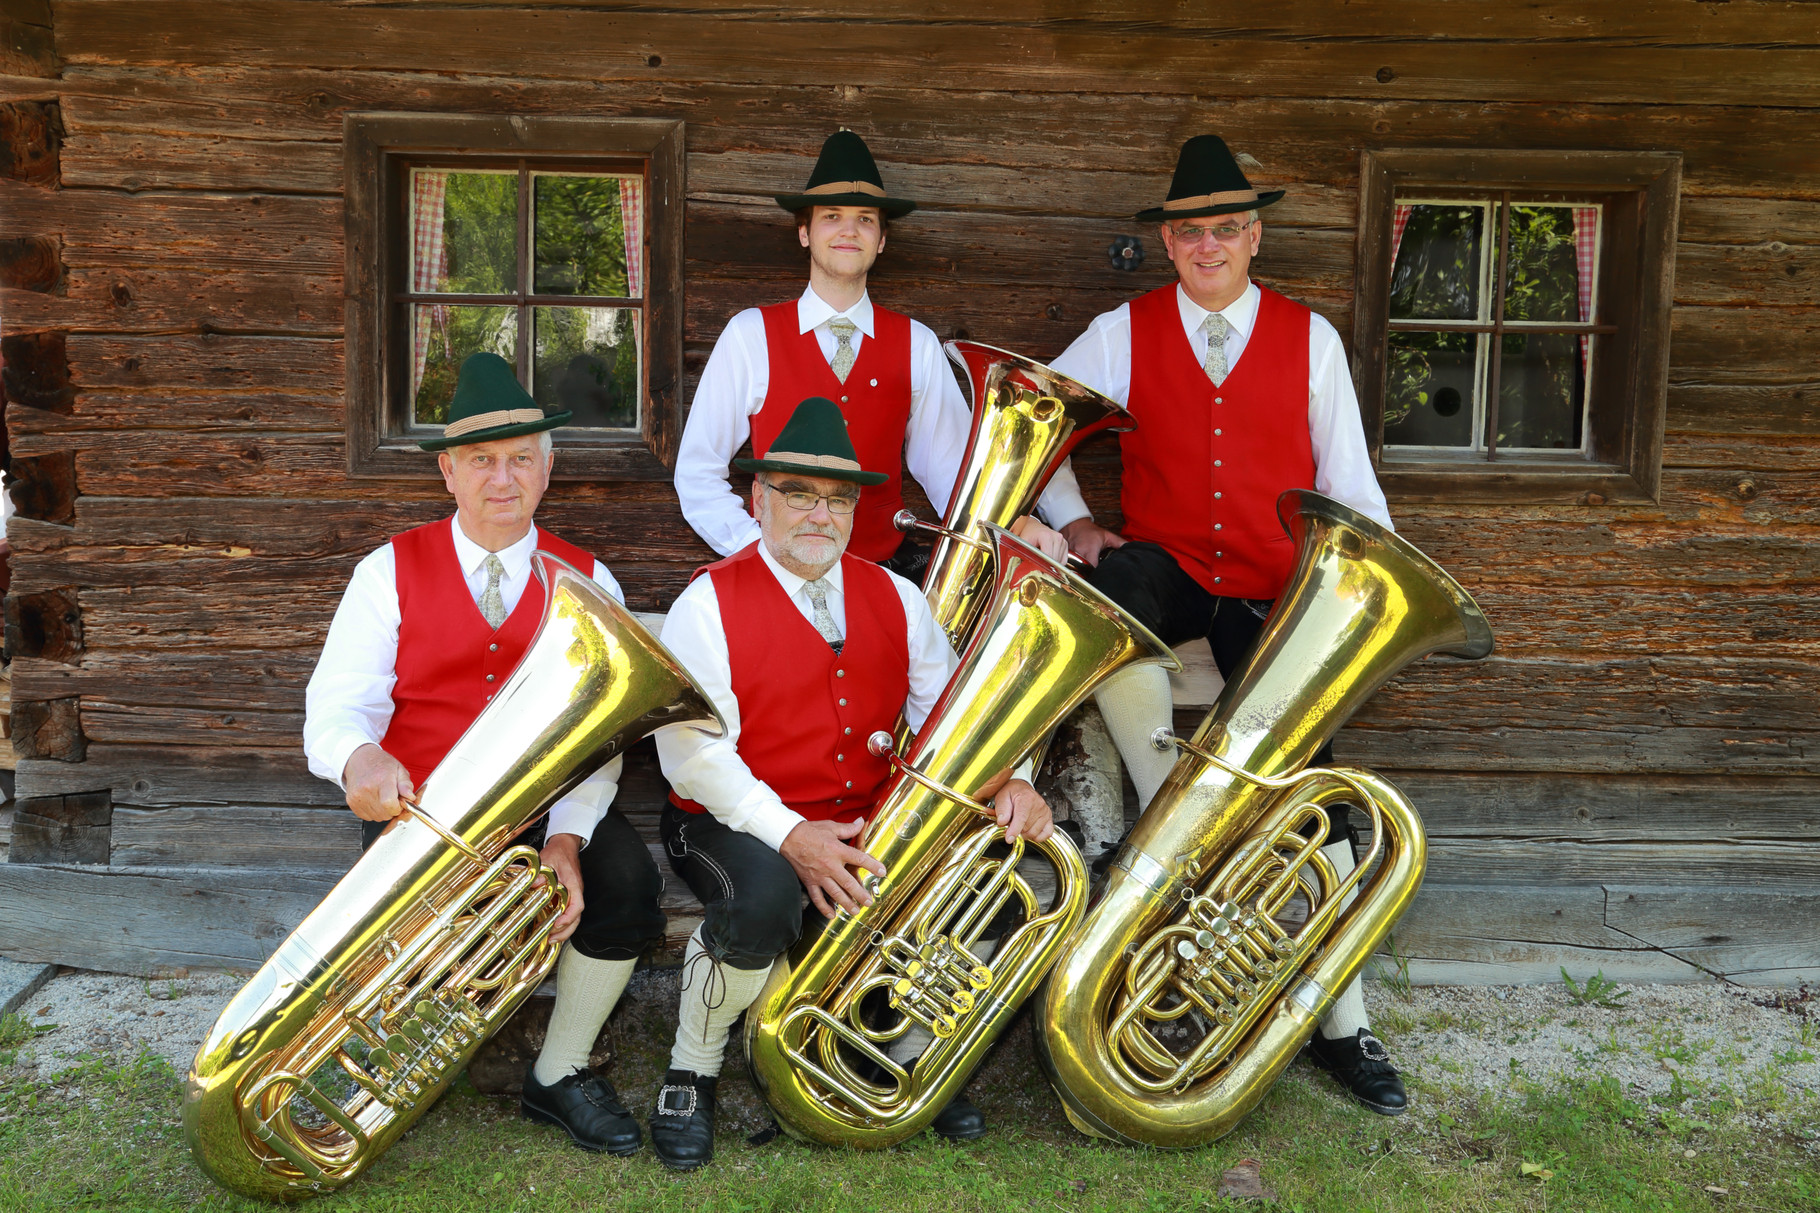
[828, 318, 858, 384]
[478, 554, 508, 629]
[1200, 312, 1231, 386]
[803, 577, 843, 650]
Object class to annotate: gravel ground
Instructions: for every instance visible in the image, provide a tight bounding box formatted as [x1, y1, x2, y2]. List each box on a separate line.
[8, 969, 1819, 1131]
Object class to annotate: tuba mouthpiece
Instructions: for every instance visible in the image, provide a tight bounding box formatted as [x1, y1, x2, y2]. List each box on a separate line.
[1150, 727, 1178, 753]
[866, 730, 896, 757]
[892, 509, 921, 533]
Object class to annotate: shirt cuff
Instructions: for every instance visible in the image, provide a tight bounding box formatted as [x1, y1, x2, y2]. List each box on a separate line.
[546, 798, 608, 846]
[316, 731, 381, 791]
[1036, 483, 1091, 532]
[739, 788, 807, 853]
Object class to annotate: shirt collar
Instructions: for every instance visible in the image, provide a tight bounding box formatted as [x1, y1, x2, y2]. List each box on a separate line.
[1176, 279, 1260, 341]
[450, 515, 538, 580]
[757, 538, 845, 600]
[797, 284, 876, 338]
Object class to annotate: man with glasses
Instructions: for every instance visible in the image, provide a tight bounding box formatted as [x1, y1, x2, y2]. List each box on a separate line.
[1038, 135, 1406, 1116]
[647, 397, 1056, 1169]
[673, 129, 1070, 582]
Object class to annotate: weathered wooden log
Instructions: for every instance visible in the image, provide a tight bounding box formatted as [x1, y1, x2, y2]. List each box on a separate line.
[0, 99, 58, 183]
[8, 792, 111, 864]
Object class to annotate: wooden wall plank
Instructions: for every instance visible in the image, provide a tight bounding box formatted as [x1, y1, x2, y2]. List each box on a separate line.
[1392, 773, 1820, 841]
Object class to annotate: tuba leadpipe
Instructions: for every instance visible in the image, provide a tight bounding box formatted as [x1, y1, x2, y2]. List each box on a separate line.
[904, 341, 1132, 650]
[184, 554, 725, 1201]
[744, 524, 1180, 1148]
[1034, 491, 1494, 1148]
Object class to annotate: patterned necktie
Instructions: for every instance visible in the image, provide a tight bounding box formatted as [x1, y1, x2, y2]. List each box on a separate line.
[478, 553, 508, 629]
[828, 318, 858, 384]
[803, 577, 843, 650]
[1200, 312, 1232, 386]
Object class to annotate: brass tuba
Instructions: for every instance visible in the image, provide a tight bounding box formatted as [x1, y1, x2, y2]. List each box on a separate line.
[902, 341, 1131, 649]
[744, 524, 1180, 1147]
[184, 553, 724, 1200]
[1034, 491, 1494, 1148]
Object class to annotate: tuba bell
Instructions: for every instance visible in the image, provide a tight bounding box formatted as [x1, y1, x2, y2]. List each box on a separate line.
[1034, 491, 1494, 1148]
[184, 553, 725, 1200]
[901, 341, 1131, 649]
[744, 524, 1180, 1147]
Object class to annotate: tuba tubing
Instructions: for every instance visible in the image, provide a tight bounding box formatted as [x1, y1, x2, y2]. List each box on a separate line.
[184, 554, 725, 1200]
[1034, 491, 1493, 1148]
[744, 524, 1180, 1148]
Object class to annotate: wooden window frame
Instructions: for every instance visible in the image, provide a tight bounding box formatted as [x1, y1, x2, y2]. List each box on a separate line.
[1354, 149, 1681, 504]
[344, 113, 685, 481]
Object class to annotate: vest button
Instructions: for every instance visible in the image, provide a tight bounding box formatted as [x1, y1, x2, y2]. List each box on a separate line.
[844, 727, 852, 735]
[1213, 523, 1222, 531]
[870, 378, 878, 387]
[489, 643, 498, 652]
[1214, 396, 1223, 404]
[835, 798, 843, 806]
[839, 698, 848, 706]
[1214, 576, 1222, 584]
[836, 669, 845, 678]
[1214, 460, 1223, 467]
[1214, 428, 1222, 436]
[1214, 492, 1222, 499]
[836, 754, 844, 762]
[1216, 551, 1224, 558]
[841, 395, 850, 403]
[486, 673, 496, 682]
[845, 781, 853, 789]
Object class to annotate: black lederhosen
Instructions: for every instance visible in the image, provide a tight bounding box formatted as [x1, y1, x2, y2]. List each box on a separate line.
[360, 808, 667, 962]
[1086, 539, 1351, 847]
[660, 804, 814, 970]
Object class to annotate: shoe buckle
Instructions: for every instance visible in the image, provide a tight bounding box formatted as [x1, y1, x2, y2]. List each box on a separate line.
[658, 1083, 699, 1118]
[1358, 1032, 1391, 1063]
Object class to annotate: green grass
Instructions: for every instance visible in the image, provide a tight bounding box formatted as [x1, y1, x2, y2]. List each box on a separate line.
[4, 1045, 1818, 1213]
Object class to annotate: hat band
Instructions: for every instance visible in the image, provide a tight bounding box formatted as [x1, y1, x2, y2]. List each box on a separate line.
[443, 407, 549, 439]
[1161, 188, 1264, 213]
[762, 449, 864, 473]
[804, 180, 887, 198]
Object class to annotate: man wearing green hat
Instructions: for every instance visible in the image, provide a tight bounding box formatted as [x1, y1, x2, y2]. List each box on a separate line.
[647, 396, 1057, 1169]
[1039, 136, 1406, 1116]
[305, 351, 666, 1155]
[673, 129, 1075, 580]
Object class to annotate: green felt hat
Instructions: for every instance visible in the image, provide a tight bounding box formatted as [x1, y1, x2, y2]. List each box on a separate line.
[733, 396, 888, 485]
[774, 130, 917, 220]
[418, 352, 571, 452]
[1135, 134, 1285, 224]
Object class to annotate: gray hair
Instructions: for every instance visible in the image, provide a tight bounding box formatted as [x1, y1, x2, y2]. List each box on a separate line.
[535, 429, 554, 458]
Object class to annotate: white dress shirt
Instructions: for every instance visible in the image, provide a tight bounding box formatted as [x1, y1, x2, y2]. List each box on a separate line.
[674, 284, 1092, 555]
[655, 544, 959, 853]
[303, 516, 625, 844]
[1042, 281, 1393, 531]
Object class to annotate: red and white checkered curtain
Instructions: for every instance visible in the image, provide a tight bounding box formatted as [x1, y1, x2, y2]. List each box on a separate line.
[1573, 206, 1599, 384]
[620, 175, 644, 297]
[1388, 204, 1414, 276]
[411, 170, 450, 395]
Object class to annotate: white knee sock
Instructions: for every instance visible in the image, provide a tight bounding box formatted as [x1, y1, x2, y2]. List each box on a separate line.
[1093, 663, 1178, 814]
[532, 944, 636, 1085]
[669, 926, 774, 1077]
[1314, 838, 1372, 1041]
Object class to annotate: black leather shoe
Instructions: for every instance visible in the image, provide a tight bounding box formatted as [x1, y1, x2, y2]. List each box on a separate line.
[650, 1069, 717, 1170]
[1306, 1029, 1408, 1116]
[520, 1064, 643, 1155]
[930, 1093, 987, 1141]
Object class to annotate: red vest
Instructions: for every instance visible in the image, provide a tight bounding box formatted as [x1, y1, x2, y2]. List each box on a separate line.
[755, 301, 913, 562]
[670, 544, 909, 826]
[384, 519, 596, 787]
[1122, 284, 1315, 600]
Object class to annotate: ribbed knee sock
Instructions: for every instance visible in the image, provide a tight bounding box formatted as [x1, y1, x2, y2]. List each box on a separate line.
[532, 944, 636, 1085]
[1314, 838, 1372, 1041]
[669, 926, 773, 1077]
[1092, 662, 1178, 814]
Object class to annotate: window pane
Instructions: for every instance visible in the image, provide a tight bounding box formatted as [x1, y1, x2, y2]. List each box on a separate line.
[534, 175, 634, 297]
[411, 169, 518, 295]
[1389, 203, 1487, 321]
[1384, 330, 1477, 448]
[533, 306, 640, 429]
[1497, 331, 1585, 451]
[1501, 205, 1590, 323]
[412, 304, 519, 425]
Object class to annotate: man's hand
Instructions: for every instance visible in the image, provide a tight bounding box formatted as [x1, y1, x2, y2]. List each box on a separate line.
[537, 832, 586, 944]
[991, 779, 1054, 845]
[1060, 518, 1126, 568]
[780, 818, 888, 919]
[342, 744, 416, 822]
[1010, 515, 1070, 564]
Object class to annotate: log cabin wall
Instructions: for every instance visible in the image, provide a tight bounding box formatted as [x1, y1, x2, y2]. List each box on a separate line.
[0, 2, 1815, 982]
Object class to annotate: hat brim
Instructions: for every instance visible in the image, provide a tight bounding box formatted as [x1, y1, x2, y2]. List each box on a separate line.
[775, 192, 917, 219]
[1135, 189, 1285, 225]
[418, 410, 572, 452]
[733, 455, 889, 486]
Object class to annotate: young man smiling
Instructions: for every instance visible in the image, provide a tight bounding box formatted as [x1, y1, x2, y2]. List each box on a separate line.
[673, 130, 1071, 580]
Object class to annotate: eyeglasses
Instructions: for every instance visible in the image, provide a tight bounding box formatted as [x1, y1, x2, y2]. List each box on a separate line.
[1172, 219, 1254, 245]
[765, 484, 858, 514]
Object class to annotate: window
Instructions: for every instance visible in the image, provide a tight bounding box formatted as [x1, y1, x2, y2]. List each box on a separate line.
[1354, 150, 1680, 503]
[345, 115, 684, 479]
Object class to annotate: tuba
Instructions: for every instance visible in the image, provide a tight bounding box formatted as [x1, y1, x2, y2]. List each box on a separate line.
[1034, 491, 1494, 1148]
[902, 341, 1131, 649]
[744, 524, 1180, 1147]
[185, 554, 724, 1200]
